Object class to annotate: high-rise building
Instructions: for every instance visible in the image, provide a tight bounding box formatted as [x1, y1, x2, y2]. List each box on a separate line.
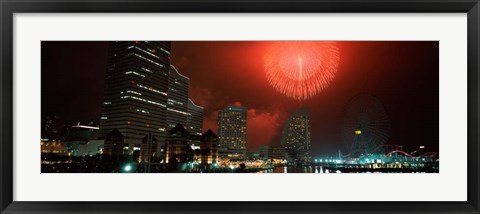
[99, 41, 171, 152]
[218, 106, 247, 159]
[281, 107, 311, 163]
[187, 98, 203, 136]
[166, 65, 190, 130]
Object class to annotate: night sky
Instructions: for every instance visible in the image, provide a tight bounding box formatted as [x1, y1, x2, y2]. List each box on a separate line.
[41, 41, 439, 156]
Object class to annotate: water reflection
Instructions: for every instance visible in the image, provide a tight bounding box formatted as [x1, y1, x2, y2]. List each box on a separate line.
[260, 166, 431, 173]
[262, 166, 327, 173]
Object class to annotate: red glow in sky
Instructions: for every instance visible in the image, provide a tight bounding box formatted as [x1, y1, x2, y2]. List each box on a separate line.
[42, 41, 439, 155]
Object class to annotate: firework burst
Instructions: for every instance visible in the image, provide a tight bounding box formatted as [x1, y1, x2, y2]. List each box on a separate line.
[264, 42, 340, 100]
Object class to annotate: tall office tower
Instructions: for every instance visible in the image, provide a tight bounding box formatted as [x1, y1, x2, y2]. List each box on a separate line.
[218, 106, 247, 159]
[166, 65, 189, 130]
[281, 107, 311, 163]
[187, 98, 204, 136]
[99, 41, 171, 152]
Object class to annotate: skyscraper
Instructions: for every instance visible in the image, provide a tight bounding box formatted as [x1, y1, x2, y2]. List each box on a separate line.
[187, 98, 203, 136]
[218, 106, 247, 159]
[99, 41, 171, 152]
[166, 65, 190, 130]
[281, 107, 311, 163]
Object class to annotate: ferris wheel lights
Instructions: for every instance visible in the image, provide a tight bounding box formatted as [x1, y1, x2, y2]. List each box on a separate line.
[342, 94, 391, 157]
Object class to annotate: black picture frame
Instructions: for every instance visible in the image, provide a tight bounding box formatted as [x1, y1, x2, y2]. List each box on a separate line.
[1, 0, 479, 213]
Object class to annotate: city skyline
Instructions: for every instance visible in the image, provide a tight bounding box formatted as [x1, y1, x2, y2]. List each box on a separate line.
[42, 41, 439, 157]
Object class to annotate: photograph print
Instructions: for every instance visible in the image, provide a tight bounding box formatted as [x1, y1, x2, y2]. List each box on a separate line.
[41, 41, 439, 173]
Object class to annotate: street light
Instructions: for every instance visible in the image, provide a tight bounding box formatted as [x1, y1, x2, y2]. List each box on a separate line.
[122, 163, 134, 173]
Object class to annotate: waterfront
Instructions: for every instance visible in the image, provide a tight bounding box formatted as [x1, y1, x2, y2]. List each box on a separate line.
[260, 166, 438, 173]
[41, 41, 440, 173]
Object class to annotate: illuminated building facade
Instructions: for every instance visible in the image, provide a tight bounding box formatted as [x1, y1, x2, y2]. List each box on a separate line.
[187, 98, 203, 136]
[281, 107, 311, 163]
[167, 65, 190, 130]
[99, 41, 171, 152]
[218, 106, 247, 159]
[65, 124, 100, 142]
[139, 133, 157, 163]
[164, 124, 192, 164]
[259, 145, 293, 161]
[198, 129, 219, 165]
[77, 140, 104, 156]
[41, 139, 67, 155]
[63, 124, 103, 156]
[164, 124, 219, 166]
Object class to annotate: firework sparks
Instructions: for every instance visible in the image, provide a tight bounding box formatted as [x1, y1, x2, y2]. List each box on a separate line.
[264, 42, 340, 100]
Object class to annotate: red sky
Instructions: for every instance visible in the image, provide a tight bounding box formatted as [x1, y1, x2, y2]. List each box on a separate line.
[170, 41, 439, 154]
[42, 41, 439, 157]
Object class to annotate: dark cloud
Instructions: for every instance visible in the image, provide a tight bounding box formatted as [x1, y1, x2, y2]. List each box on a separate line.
[203, 110, 219, 133]
[174, 56, 191, 70]
[246, 108, 281, 151]
[189, 86, 215, 110]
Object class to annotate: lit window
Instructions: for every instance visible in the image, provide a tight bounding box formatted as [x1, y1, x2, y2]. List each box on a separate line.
[125, 71, 145, 78]
[121, 96, 166, 107]
[126, 53, 163, 67]
[141, 67, 153, 73]
[167, 108, 189, 115]
[160, 48, 170, 55]
[137, 84, 167, 96]
[131, 46, 160, 59]
[126, 90, 142, 95]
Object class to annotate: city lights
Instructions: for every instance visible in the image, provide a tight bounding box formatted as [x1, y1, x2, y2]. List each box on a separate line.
[122, 164, 133, 173]
[41, 41, 439, 174]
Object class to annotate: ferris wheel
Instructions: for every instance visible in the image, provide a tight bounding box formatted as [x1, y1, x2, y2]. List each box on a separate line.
[342, 93, 391, 157]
